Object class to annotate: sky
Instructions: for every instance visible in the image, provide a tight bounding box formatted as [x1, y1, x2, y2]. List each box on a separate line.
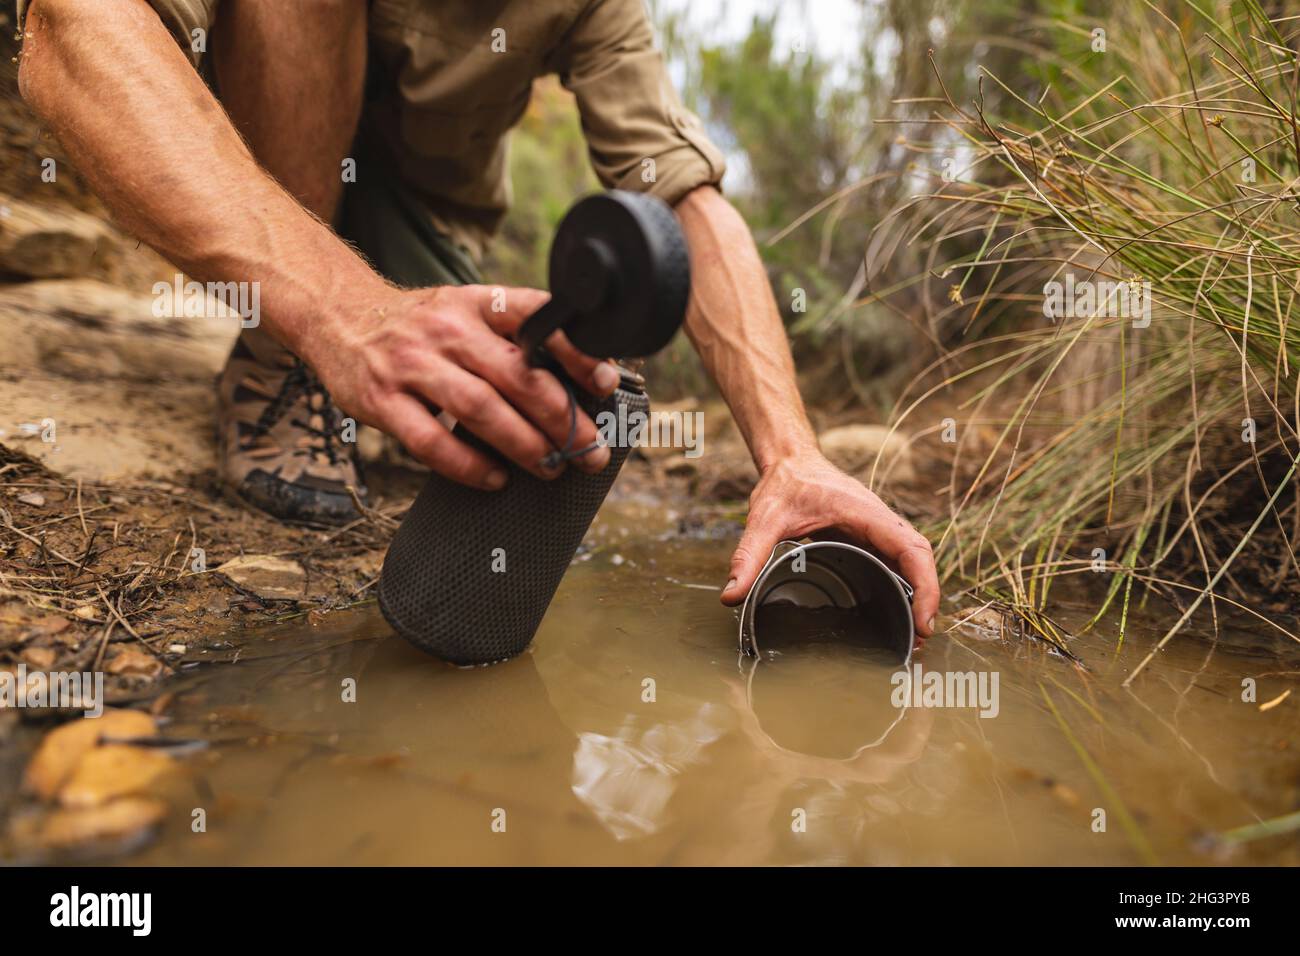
[654, 0, 867, 68]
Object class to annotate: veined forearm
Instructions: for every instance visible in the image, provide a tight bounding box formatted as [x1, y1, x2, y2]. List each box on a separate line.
[674, 186, 818, 472]
[17, 0, 386, 356]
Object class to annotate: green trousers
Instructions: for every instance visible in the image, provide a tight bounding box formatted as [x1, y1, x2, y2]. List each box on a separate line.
[336, 146, 483, 290]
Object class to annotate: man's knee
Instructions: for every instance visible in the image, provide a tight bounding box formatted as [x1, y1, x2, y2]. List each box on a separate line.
[17, 0, 84, 106]
[21, 0, 87, 27]
[21, 0, 157, 38]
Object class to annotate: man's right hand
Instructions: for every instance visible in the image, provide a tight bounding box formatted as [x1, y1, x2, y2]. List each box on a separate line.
[16, 2, 615, 494]
[301, 285, 620, 491]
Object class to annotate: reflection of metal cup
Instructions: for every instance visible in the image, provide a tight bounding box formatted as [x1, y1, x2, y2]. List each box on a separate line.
[739, 540, 915, 663]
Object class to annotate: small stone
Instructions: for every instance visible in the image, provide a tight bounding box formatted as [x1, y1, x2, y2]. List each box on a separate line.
[215, 554, 307, 600]
[0, 194, 113, 279]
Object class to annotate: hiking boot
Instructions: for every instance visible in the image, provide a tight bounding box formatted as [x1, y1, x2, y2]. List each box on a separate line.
[217, 329, 366, 526]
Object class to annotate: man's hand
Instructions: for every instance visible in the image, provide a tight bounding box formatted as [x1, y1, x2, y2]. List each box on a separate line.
[718, 454, 941, 641]
[671, 187, 941, 641]
[302, 284, 621, 490]
[18, 3, 618, 497]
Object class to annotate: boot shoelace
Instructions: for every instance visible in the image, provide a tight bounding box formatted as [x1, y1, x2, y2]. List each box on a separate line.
[247, 362, 344, 467]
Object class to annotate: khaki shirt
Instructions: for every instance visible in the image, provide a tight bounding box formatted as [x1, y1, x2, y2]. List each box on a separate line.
[18, 0, 725, 260]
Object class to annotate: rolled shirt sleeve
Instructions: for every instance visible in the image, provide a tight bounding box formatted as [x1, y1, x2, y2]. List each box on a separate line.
[18, 0, 219, 68]
[553, 0, 726, 205]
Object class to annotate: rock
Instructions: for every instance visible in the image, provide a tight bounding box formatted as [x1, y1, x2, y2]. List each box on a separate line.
[638, 398, 700, 460]
[818, 424, 915, 481]
[0, 278, 238, 382]
[30, 796, 168, 850]
[953, 606, 1005, 638]
[216, 554, 307, 600]
[700, 451, 759, 499]
[0, 195, 114, 279]
[58, 744, 176, 808]
[23, 708, 157, 800]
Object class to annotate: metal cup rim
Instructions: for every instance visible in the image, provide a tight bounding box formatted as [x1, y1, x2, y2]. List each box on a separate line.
[738, 539, 915, 661]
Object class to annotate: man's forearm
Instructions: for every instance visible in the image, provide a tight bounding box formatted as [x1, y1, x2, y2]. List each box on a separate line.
[674, 186, 818, 472]
[17, 0, 387, 358]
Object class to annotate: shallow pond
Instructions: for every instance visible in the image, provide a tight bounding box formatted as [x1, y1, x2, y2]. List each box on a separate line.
[129, 502, 1299, 866]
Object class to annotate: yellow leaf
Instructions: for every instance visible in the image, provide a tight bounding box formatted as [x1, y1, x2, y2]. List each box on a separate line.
[58, 744, 175, 809]
[23, 708, 157, 800]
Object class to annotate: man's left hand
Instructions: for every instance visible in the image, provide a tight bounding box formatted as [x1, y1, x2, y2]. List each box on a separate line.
[718, 453, 940, 642]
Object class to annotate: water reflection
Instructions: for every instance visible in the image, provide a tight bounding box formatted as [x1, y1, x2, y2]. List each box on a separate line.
[571, 705, 726, 841]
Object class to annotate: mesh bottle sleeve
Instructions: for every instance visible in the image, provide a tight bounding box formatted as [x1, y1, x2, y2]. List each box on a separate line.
[379, 372, 648, 665]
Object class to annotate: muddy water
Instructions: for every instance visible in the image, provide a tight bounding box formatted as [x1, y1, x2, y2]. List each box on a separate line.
[131, 503, 1299, 866]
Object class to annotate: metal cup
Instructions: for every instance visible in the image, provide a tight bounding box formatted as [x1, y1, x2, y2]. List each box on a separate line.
[738, 540, 915, 663]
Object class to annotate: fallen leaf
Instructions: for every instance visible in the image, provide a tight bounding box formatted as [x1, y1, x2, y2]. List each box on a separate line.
[328, 752, 407, 771]
[27, 615, 71, 637]
[58, 744, 176, 808]
[106, 646, 164, 678]
[23, 708, 158, 800]
[20, 646, 56, 669]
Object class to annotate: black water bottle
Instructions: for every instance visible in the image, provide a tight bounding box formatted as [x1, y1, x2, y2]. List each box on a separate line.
[379, 191, 690, 665]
